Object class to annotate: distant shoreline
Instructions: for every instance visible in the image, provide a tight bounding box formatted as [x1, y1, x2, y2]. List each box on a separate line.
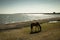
[0, 17, 60, 31]
[0, 13, 60, 15]
[0, 13, 60, 24]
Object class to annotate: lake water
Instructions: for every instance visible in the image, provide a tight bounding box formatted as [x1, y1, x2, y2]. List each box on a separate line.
[0, 14, 60, 24]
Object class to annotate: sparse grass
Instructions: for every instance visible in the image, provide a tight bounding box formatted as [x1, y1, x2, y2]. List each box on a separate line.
[0, 22, 60, 40]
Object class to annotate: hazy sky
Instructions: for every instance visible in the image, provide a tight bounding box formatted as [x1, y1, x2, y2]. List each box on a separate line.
[0, 0, 60, 14]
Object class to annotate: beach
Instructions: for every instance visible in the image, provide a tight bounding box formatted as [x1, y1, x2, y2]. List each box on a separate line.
[0, 0, 60, 40]
[0, 19, 60, 40]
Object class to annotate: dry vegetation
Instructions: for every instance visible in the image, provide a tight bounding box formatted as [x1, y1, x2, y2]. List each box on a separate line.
[0, 21, 60, 40]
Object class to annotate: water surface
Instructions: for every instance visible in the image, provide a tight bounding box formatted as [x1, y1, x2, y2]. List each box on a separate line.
[0, 14, 60, 24]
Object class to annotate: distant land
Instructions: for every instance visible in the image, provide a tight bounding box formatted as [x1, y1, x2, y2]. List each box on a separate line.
[0, 12, 60, 14]
[13, 12, 60, 14]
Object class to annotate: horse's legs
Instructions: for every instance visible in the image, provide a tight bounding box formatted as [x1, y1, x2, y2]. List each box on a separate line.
[38, 24, 41, 32]
[39, 25, 41, 32]
[31, 25, 33, 33]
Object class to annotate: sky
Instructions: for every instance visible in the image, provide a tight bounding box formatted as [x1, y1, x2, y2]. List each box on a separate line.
[0, 0, 60, 14]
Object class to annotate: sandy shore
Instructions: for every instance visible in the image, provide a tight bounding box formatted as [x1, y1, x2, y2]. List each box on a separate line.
[0, 21, 60, 40]
[0, 17, 60, 30]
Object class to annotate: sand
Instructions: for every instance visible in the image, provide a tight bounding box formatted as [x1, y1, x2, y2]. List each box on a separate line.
[0, 21, 60, 40]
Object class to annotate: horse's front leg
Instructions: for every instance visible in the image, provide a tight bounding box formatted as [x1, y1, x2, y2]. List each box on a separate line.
[31, 25, 33, 33]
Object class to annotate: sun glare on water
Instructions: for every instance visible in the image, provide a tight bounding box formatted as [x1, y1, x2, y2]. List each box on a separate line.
[27, 14, 44, 16]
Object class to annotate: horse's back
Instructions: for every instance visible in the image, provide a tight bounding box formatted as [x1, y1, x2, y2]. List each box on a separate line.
[31, 22, 39, 26]
[31, 23, 36, 26]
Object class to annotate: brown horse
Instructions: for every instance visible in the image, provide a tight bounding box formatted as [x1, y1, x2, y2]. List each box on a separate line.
[30, 22, 41, 33]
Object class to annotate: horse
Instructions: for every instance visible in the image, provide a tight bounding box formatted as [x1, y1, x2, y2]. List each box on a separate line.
[30, 22, 41, 33]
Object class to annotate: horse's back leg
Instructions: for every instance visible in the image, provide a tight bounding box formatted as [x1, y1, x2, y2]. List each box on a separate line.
[40, 25, 41, 32]
[38, 24, 41, 32]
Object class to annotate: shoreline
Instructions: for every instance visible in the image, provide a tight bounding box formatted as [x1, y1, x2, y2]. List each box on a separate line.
[0, 17, 60, 30]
